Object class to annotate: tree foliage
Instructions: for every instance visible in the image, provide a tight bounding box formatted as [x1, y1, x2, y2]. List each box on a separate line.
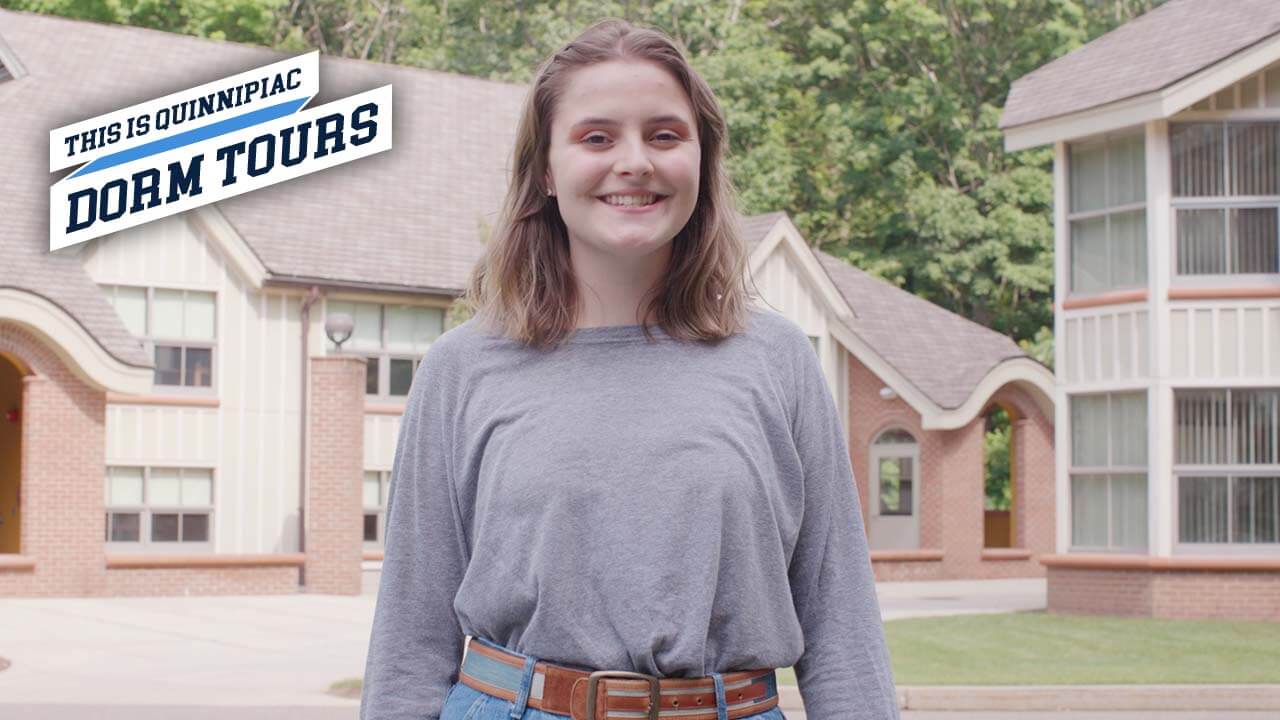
[3, 0, 1170, 346]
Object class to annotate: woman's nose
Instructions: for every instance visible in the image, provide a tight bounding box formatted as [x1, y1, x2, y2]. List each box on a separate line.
[613, 137, 654, 177]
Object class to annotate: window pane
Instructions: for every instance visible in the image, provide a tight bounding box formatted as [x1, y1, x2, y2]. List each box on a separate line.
[350, 302, 382, 352]
[1171, 124, 1224, 197]
[365, 357, 380, 395]
[1111, 392, 1148, 467]
[1109, 210, 1147, 287]
[1070, 217, 1108, 293]
[878, 457, 909, 515]
[363, 472, 381, 509]
[1110, 473, 1148, 549]
[1232, 390, 1280, 465]
[1071, 395, 1109, 467]
[1231, 208, 1279, 274]
[1179, 476, 1229, 543]
[182, 469, 212, 507]
[386, 306, 443, 354]
[389, 358, 414, 396]
[1229, 124, 1280, 196]
[184, 347, 212, 387]
[1176, 209, 1227, 275]
[1175, 390, 1230, 465]
[1232, 477, 1279, 543]
[152, 288, 184, 338]
[154, 345, 182, 385]
[184, 291, 215, 341]
[108, 467, 143, 506]
[1069, 141, 1107, 213]
[109, 512, 140, 542]
[364, 513, 379, 542]
[1108, 135, 1145, 207]
[875, 428, 916, 445]
[1071, 475, 1110, 547]
[150, 468, 181, 506]
[109, 286, 147, 337]
[152, 513, 179, 541]
[182, 513, 210, 542]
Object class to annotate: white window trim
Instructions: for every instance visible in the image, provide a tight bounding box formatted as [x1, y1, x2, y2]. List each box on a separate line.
[102, 284, 218, 395]
[106, 466, 216, 553]
[363, 470, 390, 548]
[1065, 132, 1149, 297]
[1067, 391, 1150, 552]
[870, 430, 919, 519]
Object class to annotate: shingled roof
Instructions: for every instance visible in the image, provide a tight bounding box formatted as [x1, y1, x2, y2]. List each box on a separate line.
[1001, 0, 1280, 129]
[812, 248, 1027, 410]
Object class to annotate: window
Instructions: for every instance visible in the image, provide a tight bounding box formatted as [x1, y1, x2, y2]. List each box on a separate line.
[1175, 389, 1280, 544]
[102, 285, 215, 389]
[325, 301, 444, 397]
[807, 335, 820, 356]
[873, 429, 917, 516]
[1069, 392, 1148, 550]
[363, 470, 390, 545]
[105, 466, 213, 545]
[1171, 123, 1280, 276]
[1067, 133, 1147, 294]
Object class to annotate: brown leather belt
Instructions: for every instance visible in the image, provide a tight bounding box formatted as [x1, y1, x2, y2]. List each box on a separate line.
[458, 637, 781, 720]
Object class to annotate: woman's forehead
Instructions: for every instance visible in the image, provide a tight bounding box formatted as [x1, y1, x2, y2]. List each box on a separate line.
[554, 60, 694, 124]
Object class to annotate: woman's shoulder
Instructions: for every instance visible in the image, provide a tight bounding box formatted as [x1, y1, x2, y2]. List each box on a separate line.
[742, 304, 816, 358]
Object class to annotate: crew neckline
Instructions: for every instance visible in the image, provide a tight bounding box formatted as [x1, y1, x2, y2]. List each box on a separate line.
[565, 322, 671, 344]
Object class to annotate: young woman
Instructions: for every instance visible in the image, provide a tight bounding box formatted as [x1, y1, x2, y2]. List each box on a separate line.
[360, 18, 899, 720]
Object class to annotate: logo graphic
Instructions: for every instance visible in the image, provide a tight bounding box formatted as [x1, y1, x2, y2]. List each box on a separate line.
[49, 51, 392, 251]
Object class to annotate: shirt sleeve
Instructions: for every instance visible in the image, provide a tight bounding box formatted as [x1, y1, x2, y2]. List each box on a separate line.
[786, 336, 900, 719]
[360, 343, 469, 720]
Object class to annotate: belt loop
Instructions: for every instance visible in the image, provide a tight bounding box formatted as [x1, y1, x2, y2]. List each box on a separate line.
[510, 654, 537, 719]
[710, 672, 729, 720]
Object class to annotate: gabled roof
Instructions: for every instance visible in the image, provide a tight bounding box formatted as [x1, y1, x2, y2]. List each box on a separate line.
[811, 248, 1027, 410]
[1001, 0, 1280, 130]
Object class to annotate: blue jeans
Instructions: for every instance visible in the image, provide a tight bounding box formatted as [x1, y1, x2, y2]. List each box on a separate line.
[440, 639, 788, 720]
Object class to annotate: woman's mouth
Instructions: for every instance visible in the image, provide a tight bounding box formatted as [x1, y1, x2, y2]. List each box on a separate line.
[597, 193, 668, 211]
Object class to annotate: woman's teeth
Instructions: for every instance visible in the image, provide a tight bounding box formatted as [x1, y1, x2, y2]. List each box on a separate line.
[601, 194, 659, 207]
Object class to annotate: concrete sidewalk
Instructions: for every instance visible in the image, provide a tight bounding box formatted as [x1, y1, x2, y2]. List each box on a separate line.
[4, 575, 1273, 714]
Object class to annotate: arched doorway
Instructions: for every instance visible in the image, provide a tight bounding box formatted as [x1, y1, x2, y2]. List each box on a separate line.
[869, 427, 920, 550]
[983, 403, 1016, 548]
[0, 351, 25, 554]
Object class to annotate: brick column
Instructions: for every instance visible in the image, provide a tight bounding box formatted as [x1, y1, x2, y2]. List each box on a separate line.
[304, 355, 365, 594]
[21, 373, 108, 596]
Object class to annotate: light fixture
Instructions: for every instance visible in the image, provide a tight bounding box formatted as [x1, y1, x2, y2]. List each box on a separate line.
[879, 387, 897, 400]
[325, 312, 354, 351]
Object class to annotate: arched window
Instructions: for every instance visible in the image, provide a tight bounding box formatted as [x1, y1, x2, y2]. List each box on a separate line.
[873, 428, 918, 517]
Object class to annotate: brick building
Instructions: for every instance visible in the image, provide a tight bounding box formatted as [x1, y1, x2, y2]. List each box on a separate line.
[0, 9, 1054, 597]
[1002, 0, 1280, 620]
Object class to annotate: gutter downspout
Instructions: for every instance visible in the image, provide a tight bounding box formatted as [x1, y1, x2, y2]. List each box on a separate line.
[298, 284, 322, 588]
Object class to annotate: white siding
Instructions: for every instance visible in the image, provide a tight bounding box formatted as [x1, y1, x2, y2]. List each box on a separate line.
[87, 214, 304, 554]
[1169, 302, 1280, 381]
[1061, 307, 1151, 385]
[364, 414, 402, 472]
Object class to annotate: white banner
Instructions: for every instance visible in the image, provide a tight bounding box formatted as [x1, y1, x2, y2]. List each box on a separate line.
[49, 52, 392, 252]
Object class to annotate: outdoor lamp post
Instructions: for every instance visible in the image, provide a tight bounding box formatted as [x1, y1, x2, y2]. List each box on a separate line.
[325, 312, 354, 351]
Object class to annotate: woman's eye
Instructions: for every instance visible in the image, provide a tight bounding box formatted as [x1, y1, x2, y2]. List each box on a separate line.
[654, 132, 682, 142]
[583, 134, 610, 145]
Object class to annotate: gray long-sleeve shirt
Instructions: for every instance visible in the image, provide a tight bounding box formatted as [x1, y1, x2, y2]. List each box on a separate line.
[360, 306, 899, 720]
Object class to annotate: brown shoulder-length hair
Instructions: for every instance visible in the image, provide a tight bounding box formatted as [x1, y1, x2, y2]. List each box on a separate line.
[461, 17, 754, 349]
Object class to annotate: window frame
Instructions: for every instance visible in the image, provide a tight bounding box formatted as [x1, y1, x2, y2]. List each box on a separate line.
[1067, 391, 1150, 552]
[105, 466, 216, 553]
[1170, 121, 1280, 280]
[363, 469, 390, 548]
[1065, 132, 1149, 297]
[870, 428, 919, 519]
[1173, 387, 1280, 552]
[101, 284, 218, 395]
[324, 300, 443, 399]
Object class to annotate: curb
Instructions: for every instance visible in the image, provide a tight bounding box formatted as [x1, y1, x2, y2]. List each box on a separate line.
[777, 685, 1280, 712]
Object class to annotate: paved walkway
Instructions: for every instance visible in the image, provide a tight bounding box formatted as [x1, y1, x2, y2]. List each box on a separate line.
[0, 575, 1038, 711]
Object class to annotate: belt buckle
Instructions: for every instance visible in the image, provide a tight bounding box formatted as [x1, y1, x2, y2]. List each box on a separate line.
[585, 670, 660, 720]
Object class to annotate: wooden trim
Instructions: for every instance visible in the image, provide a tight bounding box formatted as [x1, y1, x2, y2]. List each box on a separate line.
[0, 555, 36, 571]
[106, 393, 220, 408]
[870, 549, 944, 563]
[981, 548, 1034, 561]
[1062, 289, 1149, 310]
[1041, 553, 1280, 572]
[106, 553, 305, 570]
[363, 551, 384, 562]
[1168, 286, 1280, 301]
[365, 403, 406, 416]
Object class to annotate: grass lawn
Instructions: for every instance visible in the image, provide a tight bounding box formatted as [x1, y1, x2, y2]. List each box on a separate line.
[881, 611, 1280, 685]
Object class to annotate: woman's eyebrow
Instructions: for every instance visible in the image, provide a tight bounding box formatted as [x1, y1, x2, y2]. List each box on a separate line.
[570, 115, 691, 128]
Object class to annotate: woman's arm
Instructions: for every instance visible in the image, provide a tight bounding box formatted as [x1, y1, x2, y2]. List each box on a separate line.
[360, 345, 469, 720]
[786, 334, 900, 720]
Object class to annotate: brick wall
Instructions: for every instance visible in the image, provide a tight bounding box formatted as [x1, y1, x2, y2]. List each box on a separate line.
[304, 356, 365, 594]
[105, 566, 298, 596]
[845, 353, 1054, 581]
[1048, 566, 1280, 621]
[0, 321, 107, 597]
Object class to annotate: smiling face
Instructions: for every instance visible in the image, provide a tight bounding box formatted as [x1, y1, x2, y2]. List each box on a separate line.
[545, 59, 701, 266]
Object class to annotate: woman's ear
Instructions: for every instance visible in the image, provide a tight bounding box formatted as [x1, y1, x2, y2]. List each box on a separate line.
[544, 174, 555, 197]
